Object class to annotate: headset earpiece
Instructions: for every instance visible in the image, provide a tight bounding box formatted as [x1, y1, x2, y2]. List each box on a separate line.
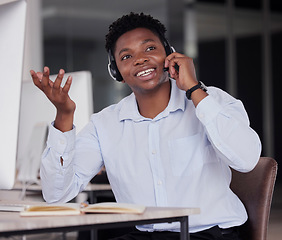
[108, 50, 123, 82]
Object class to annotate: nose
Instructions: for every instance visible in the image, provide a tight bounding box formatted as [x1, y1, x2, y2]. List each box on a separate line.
[134, 53, 149, 66]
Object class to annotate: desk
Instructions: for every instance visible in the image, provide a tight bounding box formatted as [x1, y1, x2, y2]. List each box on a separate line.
[12, 182, 113, 203]
[0, 203, 200, 240]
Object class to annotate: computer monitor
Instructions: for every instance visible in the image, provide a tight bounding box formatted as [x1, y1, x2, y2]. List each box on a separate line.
[17, 71, 94, 184]
[0, 0, 27, 190]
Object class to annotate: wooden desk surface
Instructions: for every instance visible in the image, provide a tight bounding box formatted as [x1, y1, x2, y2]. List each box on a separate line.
[0, 202, 200, 237]
[12, 182, 112, 192]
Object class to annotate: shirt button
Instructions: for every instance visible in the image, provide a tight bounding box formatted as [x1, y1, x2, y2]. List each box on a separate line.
[60, 139, 65, 145]
[199, 113, 204, 119]
[157, 180, 162, 185]
[152, 150, 156, 155]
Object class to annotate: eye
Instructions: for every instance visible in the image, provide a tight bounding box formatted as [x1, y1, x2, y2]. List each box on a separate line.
[121, 54, 131, 61]
[146, 46, 156, 52]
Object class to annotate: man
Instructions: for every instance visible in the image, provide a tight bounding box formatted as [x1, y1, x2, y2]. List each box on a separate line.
[30, 12, 261, 240]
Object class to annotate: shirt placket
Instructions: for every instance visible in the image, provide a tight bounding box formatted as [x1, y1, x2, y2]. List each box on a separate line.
[148, 121, 167, 207]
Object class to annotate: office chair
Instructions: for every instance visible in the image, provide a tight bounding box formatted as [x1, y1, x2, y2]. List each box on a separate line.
[230, 157, 278, 240]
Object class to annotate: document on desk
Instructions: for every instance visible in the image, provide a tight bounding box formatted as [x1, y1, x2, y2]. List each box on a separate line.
[20, 202, 146, 217]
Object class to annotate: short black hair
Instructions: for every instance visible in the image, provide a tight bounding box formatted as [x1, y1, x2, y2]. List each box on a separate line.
[105, 12, 167, 53]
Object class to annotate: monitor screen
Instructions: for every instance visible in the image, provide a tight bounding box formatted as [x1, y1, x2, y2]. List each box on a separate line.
[0, 0, 27, 189]
[17, 71, 94, 184]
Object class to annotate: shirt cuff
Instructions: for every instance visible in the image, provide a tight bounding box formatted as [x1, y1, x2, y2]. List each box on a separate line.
[47, 122, 76, 155]
[195, 95, 223, 125]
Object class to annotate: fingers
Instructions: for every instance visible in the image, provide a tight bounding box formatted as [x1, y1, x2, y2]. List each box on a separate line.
[30, 69, 43, 91]
[30, 67, 72, 98]
[165, 52, 194, 75]
[49, 79, 54, 88]
[165, 52, 184, 77]
[165, 52, 182, 67]
[41, 66, 50, 89]
[30, 67, 52, 92]
[164, 52, 198, 90]
[62, 76, 72, 94]
[54, 70, 72, 95]
[31, 66, 51, 96]
[53, 69, 65, 95]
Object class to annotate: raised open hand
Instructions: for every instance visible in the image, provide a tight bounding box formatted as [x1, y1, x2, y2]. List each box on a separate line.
[30, 66, 76, 132]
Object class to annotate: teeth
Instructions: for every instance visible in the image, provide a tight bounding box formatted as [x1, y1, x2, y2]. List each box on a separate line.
[137, 68, 154, 77]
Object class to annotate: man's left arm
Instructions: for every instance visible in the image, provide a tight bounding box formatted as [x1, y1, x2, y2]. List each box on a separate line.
[195, 87, 262, 172]
[165, 52, 261, 171]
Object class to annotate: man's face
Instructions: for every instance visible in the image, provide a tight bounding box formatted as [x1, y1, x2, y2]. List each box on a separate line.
[114, 27, 168, 95]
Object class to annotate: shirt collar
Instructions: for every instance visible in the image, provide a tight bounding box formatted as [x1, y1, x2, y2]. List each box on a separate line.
[118, 79, 186, 122]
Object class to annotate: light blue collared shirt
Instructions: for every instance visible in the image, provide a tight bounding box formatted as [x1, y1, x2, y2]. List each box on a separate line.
[41, 79, 261, 233]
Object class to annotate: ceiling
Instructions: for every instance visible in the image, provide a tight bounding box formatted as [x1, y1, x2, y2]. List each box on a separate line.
[42, 0, 282, 43]
[42, 0, 167, 41]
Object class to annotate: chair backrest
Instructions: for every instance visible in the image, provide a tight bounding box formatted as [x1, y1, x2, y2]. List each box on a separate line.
[230, 157, 278, 240]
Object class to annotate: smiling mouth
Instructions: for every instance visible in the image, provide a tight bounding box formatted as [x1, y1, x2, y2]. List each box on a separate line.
[136, 68, 155, 77]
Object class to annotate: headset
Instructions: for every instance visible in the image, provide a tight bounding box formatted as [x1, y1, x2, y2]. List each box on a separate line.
[107, 33, 175, 82]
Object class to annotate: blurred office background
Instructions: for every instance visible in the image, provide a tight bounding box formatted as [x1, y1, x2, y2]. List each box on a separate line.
[20, 0, 282, 239]
[26, 0, 282, 178]
[26, 0, 282, 208]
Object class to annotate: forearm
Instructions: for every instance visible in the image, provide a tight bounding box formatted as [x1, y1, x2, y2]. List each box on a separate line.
[196, 91, 261, 172]
[207, 113, 261, 171]
[54, 111, 74, 132]
[40, 149, 78, 203]
[40, 125, 79, 203]
[40, 121, 104, 203]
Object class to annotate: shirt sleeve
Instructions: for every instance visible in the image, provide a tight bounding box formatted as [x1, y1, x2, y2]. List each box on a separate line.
[195, 87, 262, 172]
[40, 120, 104, 203]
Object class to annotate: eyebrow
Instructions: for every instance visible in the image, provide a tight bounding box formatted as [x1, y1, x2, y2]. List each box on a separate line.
[118, 38, 156, 56]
